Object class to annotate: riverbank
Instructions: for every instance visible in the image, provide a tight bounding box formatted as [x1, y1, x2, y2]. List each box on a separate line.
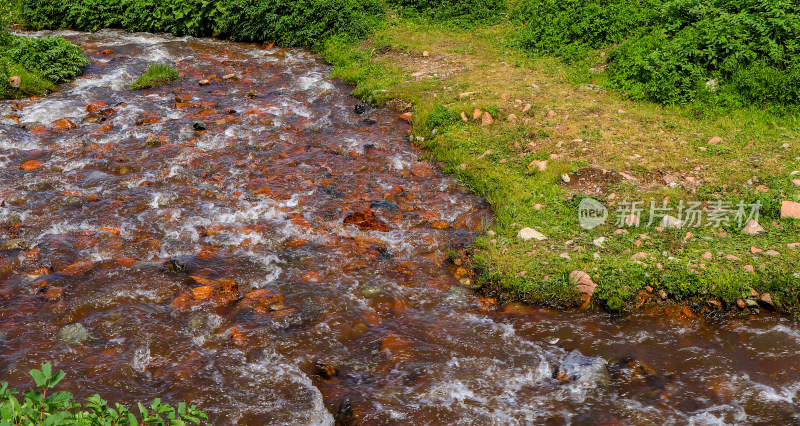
[7, 1, 800, 314]
[322, 19, 800, 314]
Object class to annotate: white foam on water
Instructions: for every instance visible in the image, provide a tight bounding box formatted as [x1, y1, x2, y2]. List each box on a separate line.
[19, 99, 85, 125]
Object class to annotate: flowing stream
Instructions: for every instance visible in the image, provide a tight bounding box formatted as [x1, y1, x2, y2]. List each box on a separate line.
[1, 30, 799, 425]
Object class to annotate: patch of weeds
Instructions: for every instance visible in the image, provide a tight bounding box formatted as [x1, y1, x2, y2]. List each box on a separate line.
[130, 63, 179, 90]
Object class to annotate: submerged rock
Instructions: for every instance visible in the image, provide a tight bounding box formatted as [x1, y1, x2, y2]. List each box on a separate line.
[58, 323, 89, 344]
[343, 209, 391, 232]
[163, 258, 189, 273]
[555, 350, 609, 384]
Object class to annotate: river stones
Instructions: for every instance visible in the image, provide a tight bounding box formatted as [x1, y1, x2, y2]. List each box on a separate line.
[58, 323, 89, 344]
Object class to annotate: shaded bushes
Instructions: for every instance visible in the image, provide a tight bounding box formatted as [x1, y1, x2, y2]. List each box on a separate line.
[216, 0, 384, 46]
[513, 0, 660, 61]
[20, 0, 386, 48]
[389, 0, 507, 27]
[514, 0, 800, 106]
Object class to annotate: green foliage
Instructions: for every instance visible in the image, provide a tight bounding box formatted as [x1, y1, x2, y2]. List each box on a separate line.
[131, 63, 179, 90]
[513, 0, 800, 107]
[389, 0, 507, 27]
[0, 363, 208, 426]
[426, 105, 461, 130]
[512, 0, 660, 60]
[3, 36, 89, 82]
[21, 0, 386, 48]
[217, 0, 385, 47]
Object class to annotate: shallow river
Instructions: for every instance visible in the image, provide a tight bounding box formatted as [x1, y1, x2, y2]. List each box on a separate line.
[1, 30, 799, 425]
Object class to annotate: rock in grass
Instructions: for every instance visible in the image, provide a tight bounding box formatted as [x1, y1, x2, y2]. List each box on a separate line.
[570, 270, 597, 297]
[58, 323, 89, 344]
[781, 201, 800, 219]
[741, 219, 764, 235]
[660, 215, 683, 229]
[9, 76, 20, 88]
[517, 227, 546, 241]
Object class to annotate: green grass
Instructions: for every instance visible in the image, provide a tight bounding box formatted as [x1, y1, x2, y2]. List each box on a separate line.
[322, 18, 800, 313]
[130, 63, 179, 90]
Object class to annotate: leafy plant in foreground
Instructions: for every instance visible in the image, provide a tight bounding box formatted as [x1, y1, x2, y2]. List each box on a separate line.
[0, 363, 208, 425]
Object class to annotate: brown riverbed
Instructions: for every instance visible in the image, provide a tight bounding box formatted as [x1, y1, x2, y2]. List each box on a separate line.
[1, 30, 799, 424]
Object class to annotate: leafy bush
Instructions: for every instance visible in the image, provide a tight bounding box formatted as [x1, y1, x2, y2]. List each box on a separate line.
[131, 63, 179, 90]
[216, 0, 385, 47]
[512, 0, 661, 60]
[0, 363, 208, 425]
[20, 0, 386, 48]
[426, 105, 461, 130]
[3, 36, 89, 82]
[608, 0, 800, 105]
[389, 0, 507, 27]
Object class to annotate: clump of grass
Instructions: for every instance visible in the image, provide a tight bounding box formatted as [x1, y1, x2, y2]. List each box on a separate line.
[130, 63, 179, 90]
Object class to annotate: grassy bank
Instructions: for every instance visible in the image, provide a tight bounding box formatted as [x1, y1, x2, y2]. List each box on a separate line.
[9, 0, 800, 313]
[322, 19, 800, 313]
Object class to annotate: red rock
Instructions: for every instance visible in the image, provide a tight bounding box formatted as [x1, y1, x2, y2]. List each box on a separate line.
[343, 209, 391, 232]
[481, 111, 493, 126]
[53, 119, 76, 131]
[759, 292, 775, 309]
[399, 112, 412, 123]
[38, 286, 64, 301]
[475, 297, 497, 314]
[20, 160, 44, 171]
[570, 270, 597, 297]
[191, 286, 213, 300]
[9, 76, 20, 88]
[229, 327, 247, 346]
[430, 220, 449, 230]
[736, 299, 746, 309]
[781, 201, 800, 219]
[117, 257, 139, 268]
[59, 261, 95, 276]
[85, 101, 107, 113]
[682, 305, 696, 318]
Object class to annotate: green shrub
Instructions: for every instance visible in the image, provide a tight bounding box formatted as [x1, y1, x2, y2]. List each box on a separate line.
[21, 0, 386, 48]
[426, 105, 461, 130]
[607, 0, 800, 105]
[4, 36, 89, 82]
[512, 0, 661, 59]
[0, 363, 208, 425]
[131, 63, 179, 90]
[216, 0, 385, 47]
[389, 0, 507, 27]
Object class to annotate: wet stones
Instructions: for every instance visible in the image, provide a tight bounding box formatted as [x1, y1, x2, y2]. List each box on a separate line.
[192, 121, 207, 131]
[52, 118, 76, 131]
[313, 361, 339, 379]
[370, 200, 398, 211]
[163, 258, 189, 273]
[58, 323, 89, 344]
[37, 285, 65, 301]
[354, 103, 368, 114]
[19, 160, 44, 171]
[1, 239, 29, 251]
[343, 209, 391, 232]
[555, 350, 608, 384]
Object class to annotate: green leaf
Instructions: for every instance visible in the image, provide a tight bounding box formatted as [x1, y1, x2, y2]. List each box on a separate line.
[29, 369, 47, 388]
[49, 370, 66, 388]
